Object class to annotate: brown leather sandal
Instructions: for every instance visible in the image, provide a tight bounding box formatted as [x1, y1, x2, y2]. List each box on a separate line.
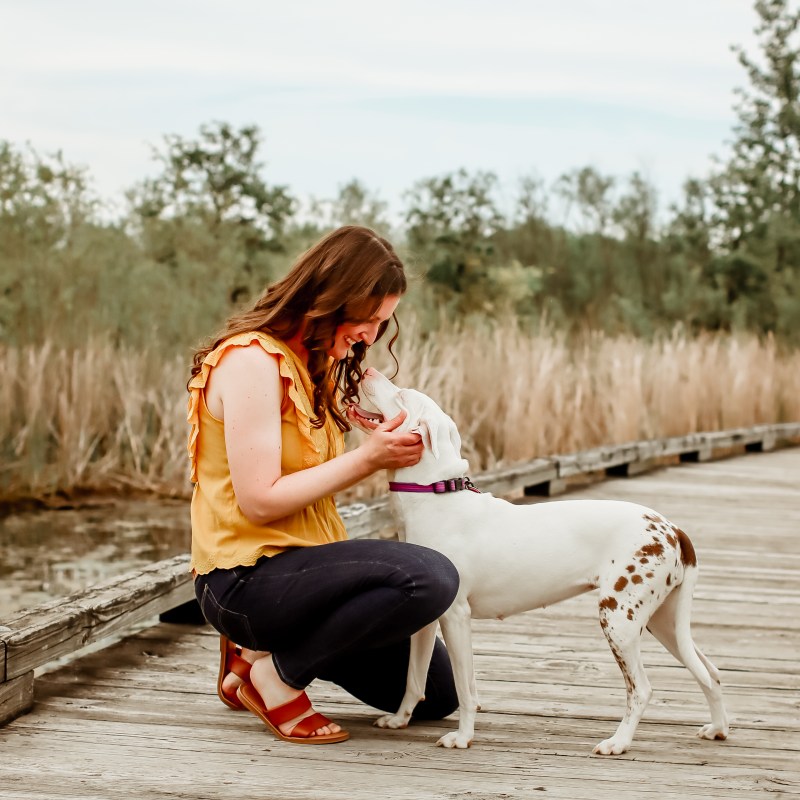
[236, 683, 350, 744]
[217, 636, 252, 710]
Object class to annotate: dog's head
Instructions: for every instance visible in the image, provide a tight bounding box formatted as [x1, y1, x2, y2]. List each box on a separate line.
[348, 368, 469, 482]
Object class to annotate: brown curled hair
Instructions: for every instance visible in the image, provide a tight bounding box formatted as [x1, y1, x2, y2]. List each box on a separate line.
[189, 225, 406, 432]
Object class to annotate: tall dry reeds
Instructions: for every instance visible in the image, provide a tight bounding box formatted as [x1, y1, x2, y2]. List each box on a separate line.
[0, 341, 188, 500]
[2, 321, 799, 504]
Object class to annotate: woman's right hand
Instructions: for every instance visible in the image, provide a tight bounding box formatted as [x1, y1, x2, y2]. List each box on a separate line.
[359, 410, 425, 470]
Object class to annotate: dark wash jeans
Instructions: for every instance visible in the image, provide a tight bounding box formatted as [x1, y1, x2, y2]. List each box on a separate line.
[195, 538, 460, 720]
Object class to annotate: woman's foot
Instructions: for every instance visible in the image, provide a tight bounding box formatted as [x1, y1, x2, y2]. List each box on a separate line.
[249, 655, 342, 738]
[220, 646, 268, 699]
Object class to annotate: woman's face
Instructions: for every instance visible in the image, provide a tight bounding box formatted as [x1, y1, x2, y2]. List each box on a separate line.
[329, 294, 401, 361]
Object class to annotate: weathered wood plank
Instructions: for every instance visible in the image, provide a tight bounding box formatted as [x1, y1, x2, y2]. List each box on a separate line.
[25, 683, 799, 768]
[1, 556, 193, 680]
[0, 671, 33, 726]
[481, 457, 557, 495]
[1, 715, 795, 799]
[337, 497, 394, 539]
[557, 442, 645, 478]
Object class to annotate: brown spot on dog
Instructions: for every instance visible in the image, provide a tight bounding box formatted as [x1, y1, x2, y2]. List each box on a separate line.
[666, 574, 672, 586]
[627, 608, 634, 620]
[643, 513, 661, 523]
[626, 564, 636, 573]
[600, 617, 608, 629]
[639, 557, 649, 564]
[646, 572, 654, 578]
[614, 576, 628, 591]
[665, 532, 677, 548]
[599, 596, 618, 611]
[646, 524, 657, 532]
[674, 528, 697, 567]
[631, 574, 643, 584]
[640, 542, 665, 558]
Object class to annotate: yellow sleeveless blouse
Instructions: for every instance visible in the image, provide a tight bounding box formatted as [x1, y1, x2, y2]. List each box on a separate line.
[187, 331, 348, 575]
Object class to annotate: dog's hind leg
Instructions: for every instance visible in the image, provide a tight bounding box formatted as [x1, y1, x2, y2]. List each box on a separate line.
[436, 600, 478, 749]
[594, 595, 653, 755]
[645, 566, 729, 742]
[375, 621, 438, 729]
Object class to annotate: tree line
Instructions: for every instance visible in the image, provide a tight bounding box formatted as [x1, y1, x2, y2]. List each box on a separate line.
[1, 0, 798, 348]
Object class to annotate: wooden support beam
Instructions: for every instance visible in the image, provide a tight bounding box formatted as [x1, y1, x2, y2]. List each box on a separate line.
[606, 458, 658, 478]
[0, 670, 33, 727]
[680, 447, 713, 463]
[523, 478, 567, 497]
[481, 459, 557, 497]
[745, 431, 777, 453]
[557, 443, 642, 478]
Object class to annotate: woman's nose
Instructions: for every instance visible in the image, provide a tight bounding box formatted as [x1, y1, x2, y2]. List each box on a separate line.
[360, 326, 379, 346]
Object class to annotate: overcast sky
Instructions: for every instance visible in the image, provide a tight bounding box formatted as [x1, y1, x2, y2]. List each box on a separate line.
[2, 1, 761, 221]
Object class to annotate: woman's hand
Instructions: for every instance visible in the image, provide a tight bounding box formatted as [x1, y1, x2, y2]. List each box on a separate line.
[359, 411, 425, 470]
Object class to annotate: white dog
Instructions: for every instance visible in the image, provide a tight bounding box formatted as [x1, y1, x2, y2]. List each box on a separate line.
[349, 368, 729, 753]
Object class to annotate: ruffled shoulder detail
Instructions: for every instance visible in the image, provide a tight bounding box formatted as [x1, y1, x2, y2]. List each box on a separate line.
[187, 332, 319, 482]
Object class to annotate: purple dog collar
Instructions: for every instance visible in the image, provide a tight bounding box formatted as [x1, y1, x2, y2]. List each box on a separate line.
[388, 477, 480, 494]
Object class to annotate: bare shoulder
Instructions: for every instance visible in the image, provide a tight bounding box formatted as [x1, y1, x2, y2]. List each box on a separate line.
[217, 341, 281, 376]
[206, 342, 282, 417]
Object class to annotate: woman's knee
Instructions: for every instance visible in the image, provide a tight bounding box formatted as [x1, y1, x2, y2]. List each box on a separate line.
[406, 544, 460, 615]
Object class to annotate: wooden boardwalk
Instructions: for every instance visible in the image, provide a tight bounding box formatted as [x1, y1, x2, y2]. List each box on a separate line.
[1, 447, 798, 800]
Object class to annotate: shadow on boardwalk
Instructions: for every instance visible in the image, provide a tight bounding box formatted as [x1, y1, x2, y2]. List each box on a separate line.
[1, 448, 798, 800]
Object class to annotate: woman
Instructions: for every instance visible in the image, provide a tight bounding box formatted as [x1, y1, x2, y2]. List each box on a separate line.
[188, 226, 459, 744]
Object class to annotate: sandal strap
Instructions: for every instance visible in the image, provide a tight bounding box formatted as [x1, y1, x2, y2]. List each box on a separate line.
[289, 712, 333, 738]
[265, 692, 312, 727]
[228, 652, 252, 682]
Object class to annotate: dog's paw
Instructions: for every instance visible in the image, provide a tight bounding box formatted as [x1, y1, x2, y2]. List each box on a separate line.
[697, 723, 728, 741]
[374, 713, 410, 730]
[592, 736, 629, 756]
[436, 731, 473, 749]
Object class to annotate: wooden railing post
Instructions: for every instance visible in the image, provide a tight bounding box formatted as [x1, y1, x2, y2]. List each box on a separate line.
[0, 627, 33, 726]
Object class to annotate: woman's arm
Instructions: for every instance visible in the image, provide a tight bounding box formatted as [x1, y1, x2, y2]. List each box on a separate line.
[206, 343, 423, 526]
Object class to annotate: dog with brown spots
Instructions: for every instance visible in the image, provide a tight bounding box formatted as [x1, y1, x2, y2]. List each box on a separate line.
[350, 369, 729, 754]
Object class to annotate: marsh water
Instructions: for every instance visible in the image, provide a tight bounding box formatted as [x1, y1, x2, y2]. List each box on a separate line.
[0, 497, 191, 620]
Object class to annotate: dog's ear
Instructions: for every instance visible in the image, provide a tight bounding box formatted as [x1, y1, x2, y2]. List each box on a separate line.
[415, 418, 440, 459]
[448, 419, 462, 456]
[397, 390, 441, 458]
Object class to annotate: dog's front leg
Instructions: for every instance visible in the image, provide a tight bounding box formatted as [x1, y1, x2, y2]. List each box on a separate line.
[436, 600, 478, 749]
[374, 621, 438, 729]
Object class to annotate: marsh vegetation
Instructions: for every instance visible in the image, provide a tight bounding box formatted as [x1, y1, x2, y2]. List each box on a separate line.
[1, 0, 799, 505]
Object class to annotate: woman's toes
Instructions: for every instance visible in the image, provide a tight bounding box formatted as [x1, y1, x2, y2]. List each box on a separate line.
[221, 672, 243, 696]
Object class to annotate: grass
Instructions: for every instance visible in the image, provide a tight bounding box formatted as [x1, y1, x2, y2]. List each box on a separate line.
[2, 321, 799, 505]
